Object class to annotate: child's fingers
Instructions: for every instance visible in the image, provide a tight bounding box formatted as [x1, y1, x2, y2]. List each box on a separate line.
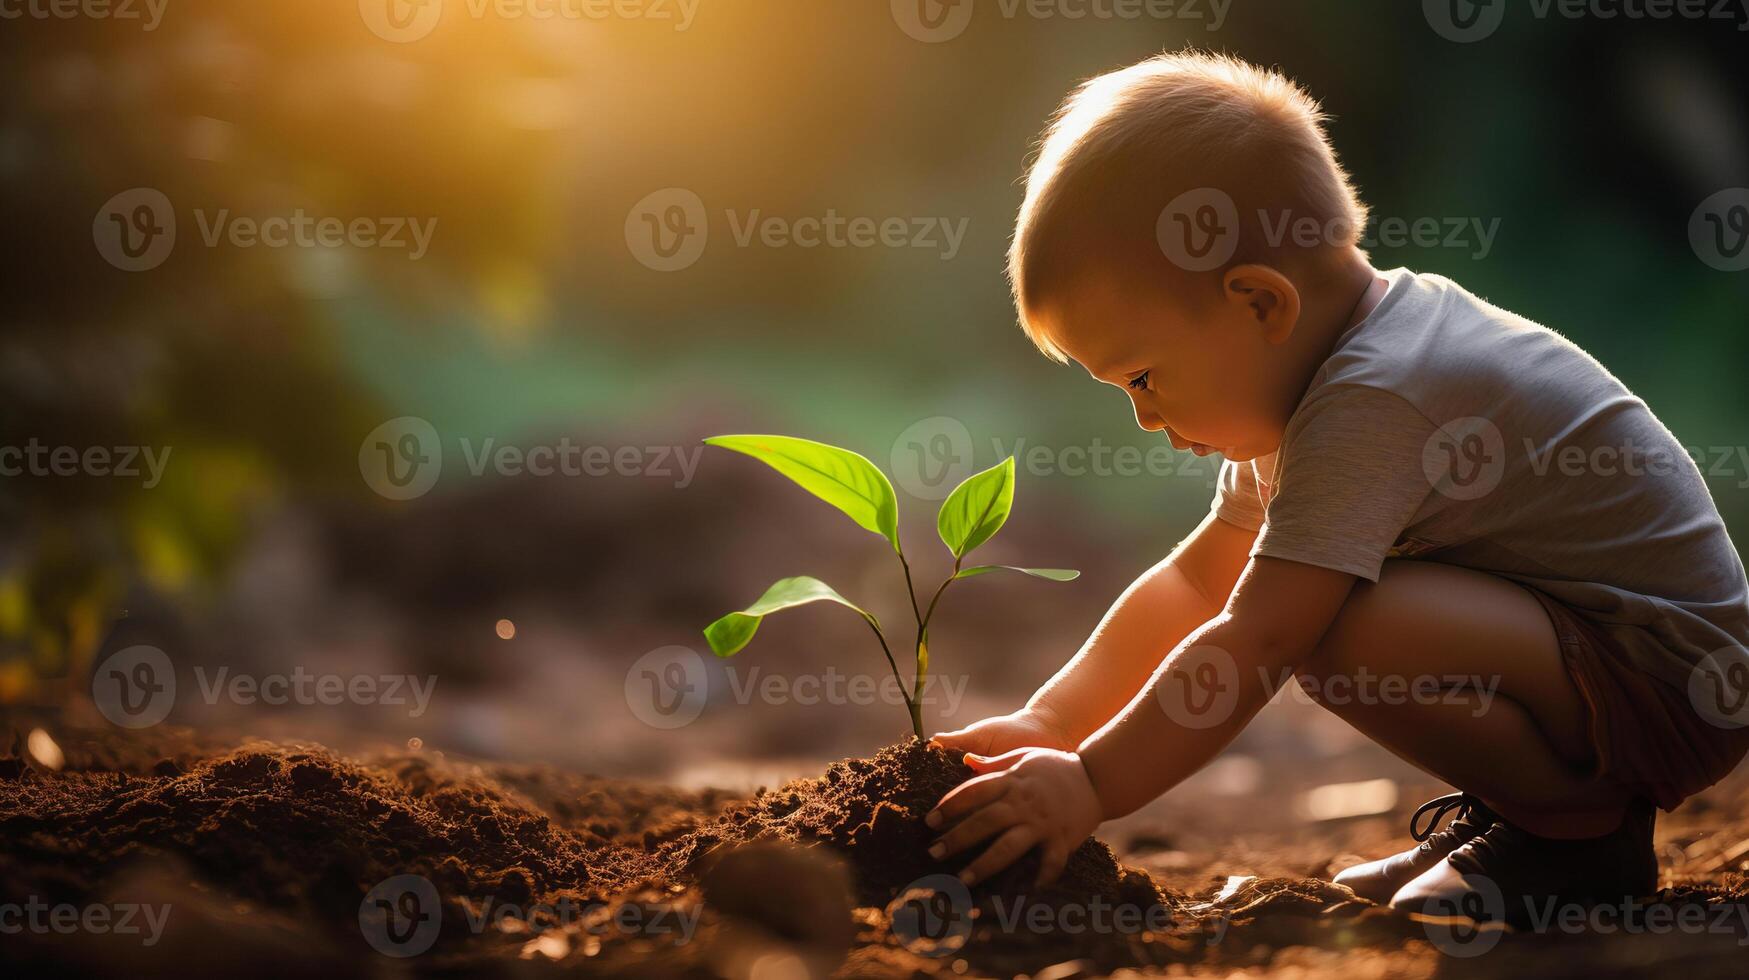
[932, 722, 1021, 755]
[928, 729, 985, 754]
[963, 749, 1027, 774]
[927, 772, 1008, 827]
[928, 801, 1017, 860]
[1033, 841, 1070, 891]
[960, 825, 1039, 886]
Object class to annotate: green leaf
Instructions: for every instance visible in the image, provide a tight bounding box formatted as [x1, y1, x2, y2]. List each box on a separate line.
[955, 565, 1080, 582]
[705, 435, 901, 553]
[936, 457, 1015, 558]
[703, 576, 878, 657]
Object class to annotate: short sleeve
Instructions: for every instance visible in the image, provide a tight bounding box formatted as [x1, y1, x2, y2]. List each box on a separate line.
[1210, 456, 1267, 531]
[1253, 386, 1440, 581]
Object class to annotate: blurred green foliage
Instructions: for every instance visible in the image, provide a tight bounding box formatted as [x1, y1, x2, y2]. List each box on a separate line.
[1, 1, 1745, 693]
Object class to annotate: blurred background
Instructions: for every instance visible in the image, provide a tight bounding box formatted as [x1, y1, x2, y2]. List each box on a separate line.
[2, 0, 1747, 812]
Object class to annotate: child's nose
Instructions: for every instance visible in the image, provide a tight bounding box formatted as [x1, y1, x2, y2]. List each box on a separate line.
[1129, 395, 1166, 433]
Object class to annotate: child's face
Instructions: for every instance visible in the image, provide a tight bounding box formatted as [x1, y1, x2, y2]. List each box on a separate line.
[1034, 271, 1304, 463]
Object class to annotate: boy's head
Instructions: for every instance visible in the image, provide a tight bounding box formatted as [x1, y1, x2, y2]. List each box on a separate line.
[1009, 51, 1370, 462]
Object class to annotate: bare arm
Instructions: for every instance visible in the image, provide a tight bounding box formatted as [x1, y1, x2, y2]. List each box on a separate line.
[1077, 555, 1358, 817]
[1025, 512, 1256, 742]
[926, 555, 1358, 887]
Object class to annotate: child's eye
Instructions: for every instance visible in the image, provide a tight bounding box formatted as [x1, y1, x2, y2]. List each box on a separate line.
[1127, 371, 1150, 391]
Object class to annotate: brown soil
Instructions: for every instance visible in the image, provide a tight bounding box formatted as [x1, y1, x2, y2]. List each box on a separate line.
[2, 723, 1747, 978]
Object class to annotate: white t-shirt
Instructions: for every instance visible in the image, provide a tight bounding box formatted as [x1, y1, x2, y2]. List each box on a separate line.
[1213, 268, 1749, 688]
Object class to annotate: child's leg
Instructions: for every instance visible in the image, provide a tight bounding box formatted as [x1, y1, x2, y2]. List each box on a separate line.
[1294, 559, 1632, 836]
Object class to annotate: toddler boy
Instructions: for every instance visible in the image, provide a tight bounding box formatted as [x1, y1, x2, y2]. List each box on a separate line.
[926, 51, 1749, 923]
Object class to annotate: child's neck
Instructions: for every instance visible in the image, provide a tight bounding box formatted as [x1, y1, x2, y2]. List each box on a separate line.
[1285, 251, 1385, 396]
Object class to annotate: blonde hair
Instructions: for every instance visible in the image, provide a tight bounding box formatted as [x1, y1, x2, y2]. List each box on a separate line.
[1008, 51, 1369, 362]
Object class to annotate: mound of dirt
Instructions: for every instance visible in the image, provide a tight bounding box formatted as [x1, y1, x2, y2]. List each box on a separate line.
[9, 726, 1749, 977]
[0, 730, 1198, 976]
[667, 739, 1204, 975]
[672, 739, 1156, 906]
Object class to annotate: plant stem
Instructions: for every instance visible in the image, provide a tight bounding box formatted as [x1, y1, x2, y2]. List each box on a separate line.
[898, 551, 924, 627]
[921, 568, 957, 628]
[862, 617, 916, 728]
[908, 557, 962, 742]
[896, 550, 929, 740]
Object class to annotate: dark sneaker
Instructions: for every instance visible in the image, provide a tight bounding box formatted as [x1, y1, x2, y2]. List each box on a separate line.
[1333, 793, 1499, 903]
[1390, 799, 1658, 928]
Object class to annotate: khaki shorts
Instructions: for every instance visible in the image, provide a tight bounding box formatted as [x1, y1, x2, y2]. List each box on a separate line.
[1532, 589, 1749, 811]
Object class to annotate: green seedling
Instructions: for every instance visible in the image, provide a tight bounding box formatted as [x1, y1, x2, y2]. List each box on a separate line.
[702, 434, 1079, 740]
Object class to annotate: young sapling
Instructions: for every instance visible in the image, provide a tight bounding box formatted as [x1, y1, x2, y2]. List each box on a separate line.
[701, 434, 1078, 740]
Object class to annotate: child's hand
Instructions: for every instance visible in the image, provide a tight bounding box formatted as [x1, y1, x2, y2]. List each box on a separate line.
[924, 748, 1104, 889]
[929, 706, 1075, 757]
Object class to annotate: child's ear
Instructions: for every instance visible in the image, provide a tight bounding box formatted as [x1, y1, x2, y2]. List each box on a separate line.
[1221, 264, 1301, 344]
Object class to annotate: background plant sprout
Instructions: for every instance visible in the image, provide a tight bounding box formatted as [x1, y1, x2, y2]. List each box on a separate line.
[701, 435, 1078, 740]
